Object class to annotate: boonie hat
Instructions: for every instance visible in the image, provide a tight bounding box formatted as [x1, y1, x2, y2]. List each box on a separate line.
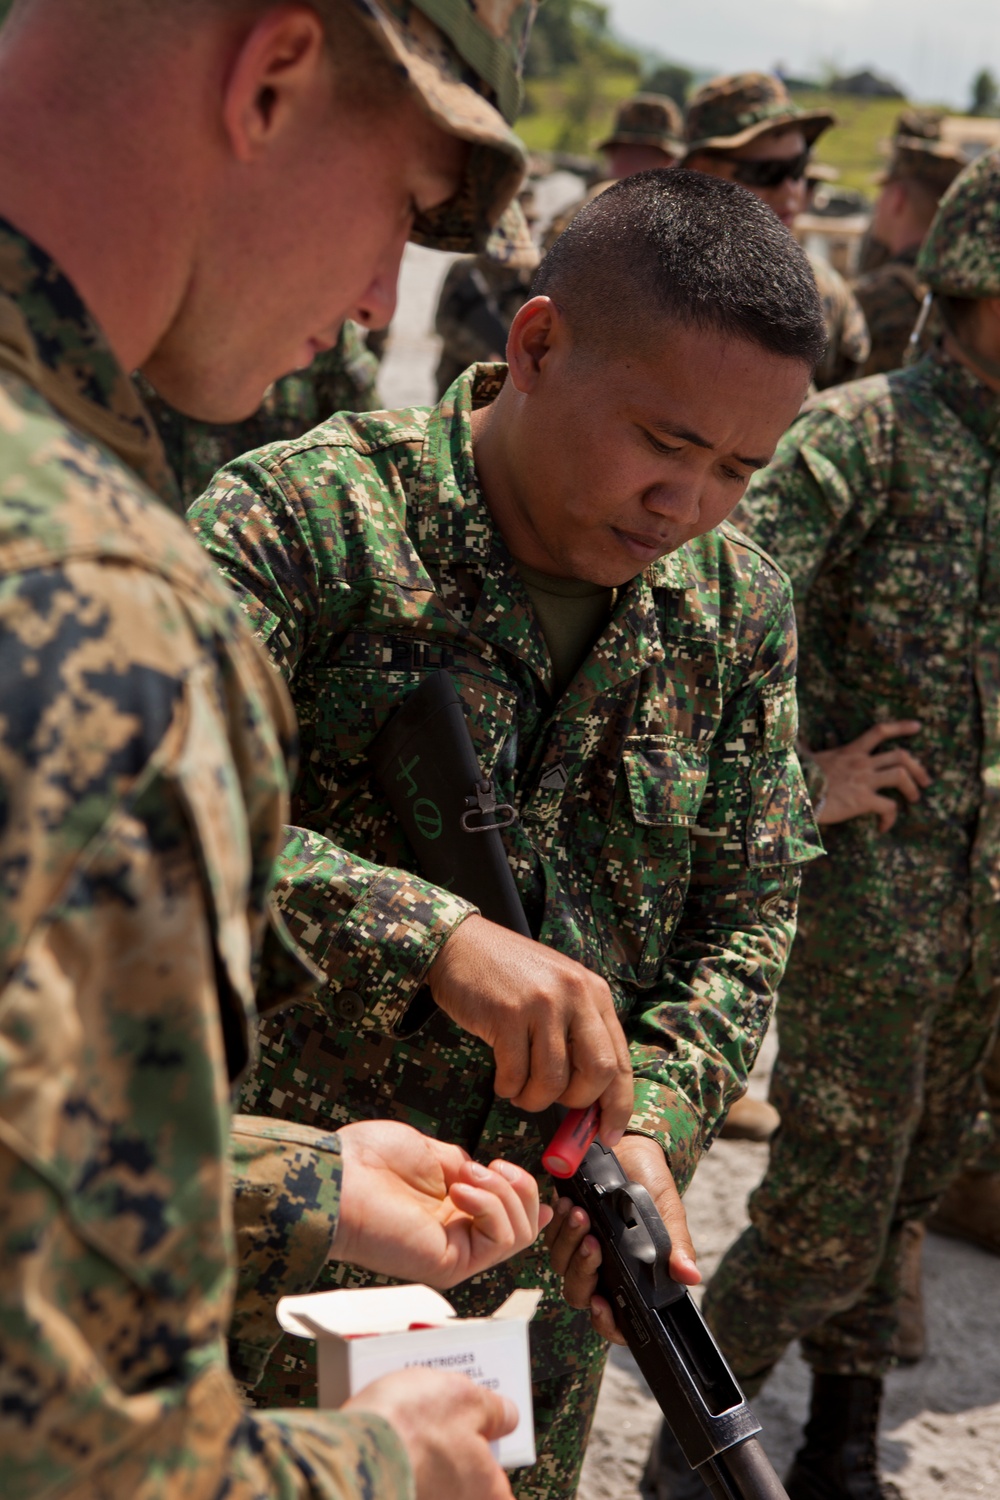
[917, 148, 1000, 297]
[684, 72, 834, 154]
[482, 194, 539, 270]
[355, 0, 537, 251]
[596, 93, 685, 159]
[876, 137, 968, 197]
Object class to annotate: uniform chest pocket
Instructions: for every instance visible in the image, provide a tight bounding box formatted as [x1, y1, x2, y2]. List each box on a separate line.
[622, 735, 710, 826]
[594, 736, 709, 989]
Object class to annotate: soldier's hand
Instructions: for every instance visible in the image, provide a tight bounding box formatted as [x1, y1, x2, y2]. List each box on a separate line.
[543, 1134, 700, 1346]
[811, 719, 930, 832]
[332, 1119, 551, 1285]
[427, 914, 633, 1143]
[345, 1368, 517, 1500]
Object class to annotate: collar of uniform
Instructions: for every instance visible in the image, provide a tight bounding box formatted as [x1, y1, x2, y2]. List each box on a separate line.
[925, 341, 1000, 452]
[414, 364, 696, 693]
[0, 217, 180, 510]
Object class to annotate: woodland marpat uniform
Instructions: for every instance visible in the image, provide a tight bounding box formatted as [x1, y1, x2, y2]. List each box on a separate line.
[0, 220, 413, 1498]
[189, 361, 822, 1497]
[706, 338, 1000, 1382]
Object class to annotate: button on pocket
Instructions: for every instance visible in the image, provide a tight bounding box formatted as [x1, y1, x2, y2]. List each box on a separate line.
[335, 989, 365, 1023]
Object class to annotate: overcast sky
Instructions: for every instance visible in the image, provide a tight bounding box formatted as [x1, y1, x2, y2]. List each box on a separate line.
[606, 0, 1000, 107]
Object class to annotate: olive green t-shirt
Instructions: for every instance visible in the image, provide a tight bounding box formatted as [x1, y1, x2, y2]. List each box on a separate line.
[515, 560, 615, 700]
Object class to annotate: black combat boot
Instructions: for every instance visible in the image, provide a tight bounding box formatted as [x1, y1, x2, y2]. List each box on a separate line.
[640, 1419, 714, 1500]
[785, 1373, 901, 1500]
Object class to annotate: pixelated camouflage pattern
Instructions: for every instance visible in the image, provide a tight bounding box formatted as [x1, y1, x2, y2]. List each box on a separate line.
[359, 0, 532, 252]
[917, 147, 1000, 298]
[595, 92, 684, 156]
[0, 218, 412, 1499]
[809, 251, 872, 389]
[853, 246, 942, 377]
[705, 965, 999, 1380]
[683, 72, 833, 153]
[142, 322, 380, 509]
[433, 253, 534, 396]
[712, 344, 1000, 1379]
[188, 361, 821, 1473]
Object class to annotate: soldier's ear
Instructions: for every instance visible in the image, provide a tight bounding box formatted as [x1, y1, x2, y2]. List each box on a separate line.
[222, 4, 329, 164]
[505, 296, 563, 392]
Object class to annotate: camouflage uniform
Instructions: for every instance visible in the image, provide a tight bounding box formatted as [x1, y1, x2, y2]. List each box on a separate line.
[702, 152, 1000, 1386]
[0, 0, 544, 1488]
[188, 360, 822, 1497]
[680, 74, 871, 390]
[852, 136, 966, 377]
[0, 218, 417, 1498]
[142, 322, 381, 510]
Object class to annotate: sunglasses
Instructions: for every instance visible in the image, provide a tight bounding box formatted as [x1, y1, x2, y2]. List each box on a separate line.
[717, 149, 811, 189]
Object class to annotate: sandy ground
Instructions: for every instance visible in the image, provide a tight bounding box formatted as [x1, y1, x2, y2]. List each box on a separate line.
[578, 1032, 1000, 1500]
[376, 211, 1000, 1500]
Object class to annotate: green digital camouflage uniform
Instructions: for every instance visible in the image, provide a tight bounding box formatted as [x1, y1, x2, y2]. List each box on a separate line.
[188, 360, 823, 1497]
[143, 323, 381, 509]
[703, 156, 1000, 1380]
[0, 218, 418, 1499]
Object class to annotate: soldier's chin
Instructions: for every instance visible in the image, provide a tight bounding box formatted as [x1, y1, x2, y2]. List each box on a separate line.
[138, 355, 268, 426]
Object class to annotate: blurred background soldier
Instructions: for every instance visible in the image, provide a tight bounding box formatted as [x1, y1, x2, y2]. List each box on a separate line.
[144, 320, 381, 507]
[434, 192, 540, 397]
[542, 91, 684, 249]
[683, 72, 872, 389]
[853, 119, 968, 376]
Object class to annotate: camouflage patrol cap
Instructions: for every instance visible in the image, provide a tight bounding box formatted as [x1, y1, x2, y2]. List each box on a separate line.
[684, 72, 834, 154]
[917, 148, 1000, 297]
[595, 93, 685, 159]
[354, 0, 536, 251]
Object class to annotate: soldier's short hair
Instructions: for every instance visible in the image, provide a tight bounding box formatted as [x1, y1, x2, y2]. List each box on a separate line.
[534, 168, 828, 371]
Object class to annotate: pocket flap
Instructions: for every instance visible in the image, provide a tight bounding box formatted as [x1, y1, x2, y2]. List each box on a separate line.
[623, 736, 710, 827]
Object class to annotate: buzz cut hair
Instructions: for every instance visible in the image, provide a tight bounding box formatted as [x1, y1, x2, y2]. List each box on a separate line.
[534, 168, 828, 371]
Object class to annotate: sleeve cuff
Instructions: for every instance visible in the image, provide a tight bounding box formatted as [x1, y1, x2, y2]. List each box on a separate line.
[626, 1081, 708, 1197]
[260, 1408, 415, 1500]
[270, 828, 477, 1037]
[228, 1115, 343, 1389]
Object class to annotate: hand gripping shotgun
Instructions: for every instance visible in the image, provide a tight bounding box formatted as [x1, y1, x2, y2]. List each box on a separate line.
[368, 669, 788, 1500]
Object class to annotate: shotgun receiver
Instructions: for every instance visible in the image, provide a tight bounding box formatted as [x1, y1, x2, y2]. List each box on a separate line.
[368, 669, 788, 1500]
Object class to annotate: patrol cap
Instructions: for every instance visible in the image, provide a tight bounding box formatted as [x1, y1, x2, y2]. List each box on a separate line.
[355, 0, 535, 251]
[595, 93, 685, 159]
[684, 72, 834, 154]
[917, 148, 1000, 297]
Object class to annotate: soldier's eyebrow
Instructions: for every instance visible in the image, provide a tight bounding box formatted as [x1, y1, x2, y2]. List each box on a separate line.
[649, 421, 768, 470]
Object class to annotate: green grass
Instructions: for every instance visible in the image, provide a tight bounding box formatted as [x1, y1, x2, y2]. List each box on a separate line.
[520, 77, 950, 204]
